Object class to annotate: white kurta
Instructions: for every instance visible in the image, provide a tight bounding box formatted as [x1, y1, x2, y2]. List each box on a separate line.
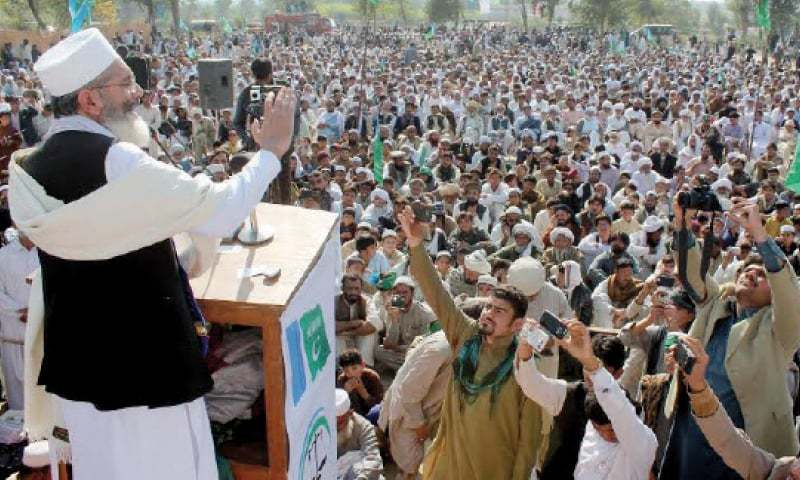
[0, 238, 38, 410]
[38, 115, 282, 480]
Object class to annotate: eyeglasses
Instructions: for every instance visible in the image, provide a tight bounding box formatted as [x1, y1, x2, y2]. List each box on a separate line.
[92, 80, 138, 91]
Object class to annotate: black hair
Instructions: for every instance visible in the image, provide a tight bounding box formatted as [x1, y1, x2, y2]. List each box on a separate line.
[341, 273, 363, 288]
[492, 285, 528, 319]
[592, 335, 626, 371]
[338, 349, 363, 368]
[585, 388, 641, 426]
[251, 58, 272, 80]
[355, 235, 376, 252]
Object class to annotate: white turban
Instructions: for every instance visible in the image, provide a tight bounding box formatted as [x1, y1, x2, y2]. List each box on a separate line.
[549, 227, 574, 245]
[370, 188, 389, 204]
[336, 389, 351, 416]
[464, 250, 491, 275]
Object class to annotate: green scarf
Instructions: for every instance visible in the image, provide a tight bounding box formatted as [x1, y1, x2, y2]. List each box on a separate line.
[452, 334, 518, 408]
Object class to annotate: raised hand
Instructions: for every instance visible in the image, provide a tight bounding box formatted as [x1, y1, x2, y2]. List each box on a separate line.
[250, 87, 296, 158]
[397, 205, 426, 248]
[726, 198, 767, 243]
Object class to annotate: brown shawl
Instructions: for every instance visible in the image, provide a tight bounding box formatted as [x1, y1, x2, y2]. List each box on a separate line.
[607, 274, 642, 307]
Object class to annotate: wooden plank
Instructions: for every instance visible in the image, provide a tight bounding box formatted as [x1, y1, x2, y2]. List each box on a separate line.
[190, 204, 338, 309]
[264, 315, 288, 480]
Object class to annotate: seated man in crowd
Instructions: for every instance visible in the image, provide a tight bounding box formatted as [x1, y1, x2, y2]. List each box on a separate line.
[336, 389, 384, 480]
[372, 276, 436, 372]
[447, 249, 491, 298]
[336, 350, 384, 420]
[335, 273, 378, 367]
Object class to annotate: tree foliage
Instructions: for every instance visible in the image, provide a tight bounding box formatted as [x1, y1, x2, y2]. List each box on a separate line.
[770, 0, 800, 37]
[427, 0, 462, 23]
[725, 0, 751, 33]
[568, 0, 627, 32]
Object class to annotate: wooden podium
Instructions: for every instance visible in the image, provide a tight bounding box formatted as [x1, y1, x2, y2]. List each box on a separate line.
[190, 203, 339, 480]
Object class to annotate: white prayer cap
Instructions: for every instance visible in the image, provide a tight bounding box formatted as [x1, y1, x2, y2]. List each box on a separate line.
[512, 223, 534, 239]
[335, 389, 351, 416]
[549, 226, 574, 244]
[34, 28, 121, 97]
[780, 225, 794, 234]
[381, 229, 397, 239]
[477, 274, 498, 288]
[395, 275, 416, 289]
[464, 250, 491, 275]
[712, 178, 733, 192]
[638, 158, 653, 169]
[370, 188, 389, 203]
[504, 206, 522, 217]
[642, 216, 664, 233]
[507, 257, 546, 296]
[0, 103, 9, 115]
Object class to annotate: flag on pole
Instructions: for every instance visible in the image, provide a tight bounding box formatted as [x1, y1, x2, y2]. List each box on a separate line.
[372, 130, 384, 183]
[68, 0, 95, 33]
[368, 0, 380, 6]
[784, 138, 800, 193]
[755, 0, 771, 31]
[425, 23, 436, 41]
[222, 17, 233, 35]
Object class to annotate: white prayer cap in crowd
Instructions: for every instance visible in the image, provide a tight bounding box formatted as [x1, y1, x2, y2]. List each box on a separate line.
[613, 103, 625, 111]
[335, 389, 351, 416]
[512, 223, 534, 239]
[479, 135, 491, 144]
[712, 178, 733, 192]
[23, 440, 50, 468]
[355, 167, 370, 175]
[171, 144, 185, 154]
[642, 216, 664, 233]
[638, 158, 653, 169]
[505, 206, 522, 217]
[0, 103, 9, 115]
[370, 188, 389, 203]
[382, 229, 398, 239]
[532, 146, 545, 154]
[549, 227, 574, 244]
[435, 250, 452, 259]
[351, 156, 363, 164]
[464, 250, 491, 275]
[34, 28, 121, 97]
[477, 274, 498, 288]
[631, 141, 643, 150]
[780, 225, 795, 234]
[507, 257, 546, 296]
[395, 275, 416, 289]
[602, 100, 613, 109]
[333, 164, 346, 172]
[356, 221, 372, 230]
[207, 164, 225, 175]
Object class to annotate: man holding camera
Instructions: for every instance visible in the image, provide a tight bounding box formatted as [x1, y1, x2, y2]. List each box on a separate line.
[659, 198, 800, 478]
[372, 276, 436, 373]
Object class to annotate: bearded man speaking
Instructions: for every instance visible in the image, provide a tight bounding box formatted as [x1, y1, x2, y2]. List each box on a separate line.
[8, 29, 295, 479]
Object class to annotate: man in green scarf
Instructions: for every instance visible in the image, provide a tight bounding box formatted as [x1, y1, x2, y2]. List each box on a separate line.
[398, 206, 550, 480]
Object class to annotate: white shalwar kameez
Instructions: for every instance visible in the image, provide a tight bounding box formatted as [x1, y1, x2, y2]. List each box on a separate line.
[42, 115, 282, 480]
[0, 237, 39, 410]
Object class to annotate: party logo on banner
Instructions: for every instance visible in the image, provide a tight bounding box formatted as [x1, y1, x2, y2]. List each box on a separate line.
[285, 304, 331, 405]
[299, 305, 330, 381]
[298, 406, 331, 480]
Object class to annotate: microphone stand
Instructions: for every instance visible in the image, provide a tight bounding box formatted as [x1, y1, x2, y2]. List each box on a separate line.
[149, 127, 181, 168]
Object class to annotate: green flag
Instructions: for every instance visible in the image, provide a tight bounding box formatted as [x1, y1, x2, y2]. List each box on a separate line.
[368, 0, 380, 6]
[298, 305, 330, 381]
[373, 130, 384, 183]
[785, 139, 800, 193]
[755, 0, 771, 30]
[221, 17, 233, 35]
[425, 23, 436, 41]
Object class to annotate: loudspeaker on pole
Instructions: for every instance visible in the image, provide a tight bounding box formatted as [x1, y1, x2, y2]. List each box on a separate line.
[198, 58, 234, 110]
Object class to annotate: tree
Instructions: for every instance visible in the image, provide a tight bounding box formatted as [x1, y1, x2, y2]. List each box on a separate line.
[626, 0, 663, 25]
[518, 0, 529, 31]
[426, 0, 462, 23]
[542, 0, 559, 24]
[568, 0, 627, 32]
[704, 0, 730, 36]
[725, 0, 751, 33]
[169, 0, 181, 35]
[770, 0, 800, 37]
[27, 0, 47, 29]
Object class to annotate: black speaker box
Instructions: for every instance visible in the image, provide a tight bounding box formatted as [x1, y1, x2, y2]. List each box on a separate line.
[198, 59, 234, 110]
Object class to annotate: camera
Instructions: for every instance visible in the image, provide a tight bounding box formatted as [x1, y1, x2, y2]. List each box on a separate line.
[247, 84, 286, 119]
[390, 295, 406, 308]
[677, 177, 723, 212]
[411, 199, 433, 223]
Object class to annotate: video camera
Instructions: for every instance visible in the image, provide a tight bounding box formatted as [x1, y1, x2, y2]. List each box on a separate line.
[247, 82, 289, 120]
[677, 176, 723, 212]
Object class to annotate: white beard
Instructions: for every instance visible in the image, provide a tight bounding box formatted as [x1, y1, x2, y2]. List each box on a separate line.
[104, 112, 150, 149]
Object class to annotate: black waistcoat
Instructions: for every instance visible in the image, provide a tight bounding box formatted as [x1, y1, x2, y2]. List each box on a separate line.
[21, 130, 212, 411]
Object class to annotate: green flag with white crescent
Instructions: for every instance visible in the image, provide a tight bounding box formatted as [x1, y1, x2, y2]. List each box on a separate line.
[755, 0, 771, 30]
[784, 137, 800, 193]
[373, 130, 384, 183]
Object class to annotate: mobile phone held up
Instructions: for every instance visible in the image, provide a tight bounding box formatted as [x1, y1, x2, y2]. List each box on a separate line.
[675, 340, 696, 375]
[540, 310, 568, 339]
[656, 275, 675, 288]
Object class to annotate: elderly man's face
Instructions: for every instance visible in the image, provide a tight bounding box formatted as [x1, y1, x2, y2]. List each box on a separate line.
[89, 61, 143, 122]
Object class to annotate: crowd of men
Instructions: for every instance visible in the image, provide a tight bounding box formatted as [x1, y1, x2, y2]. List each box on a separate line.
[2, 20, 800, 480]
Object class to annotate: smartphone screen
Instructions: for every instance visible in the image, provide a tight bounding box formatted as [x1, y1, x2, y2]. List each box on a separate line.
[539, 311, 568, 339]
[657, 275, 675, 288]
